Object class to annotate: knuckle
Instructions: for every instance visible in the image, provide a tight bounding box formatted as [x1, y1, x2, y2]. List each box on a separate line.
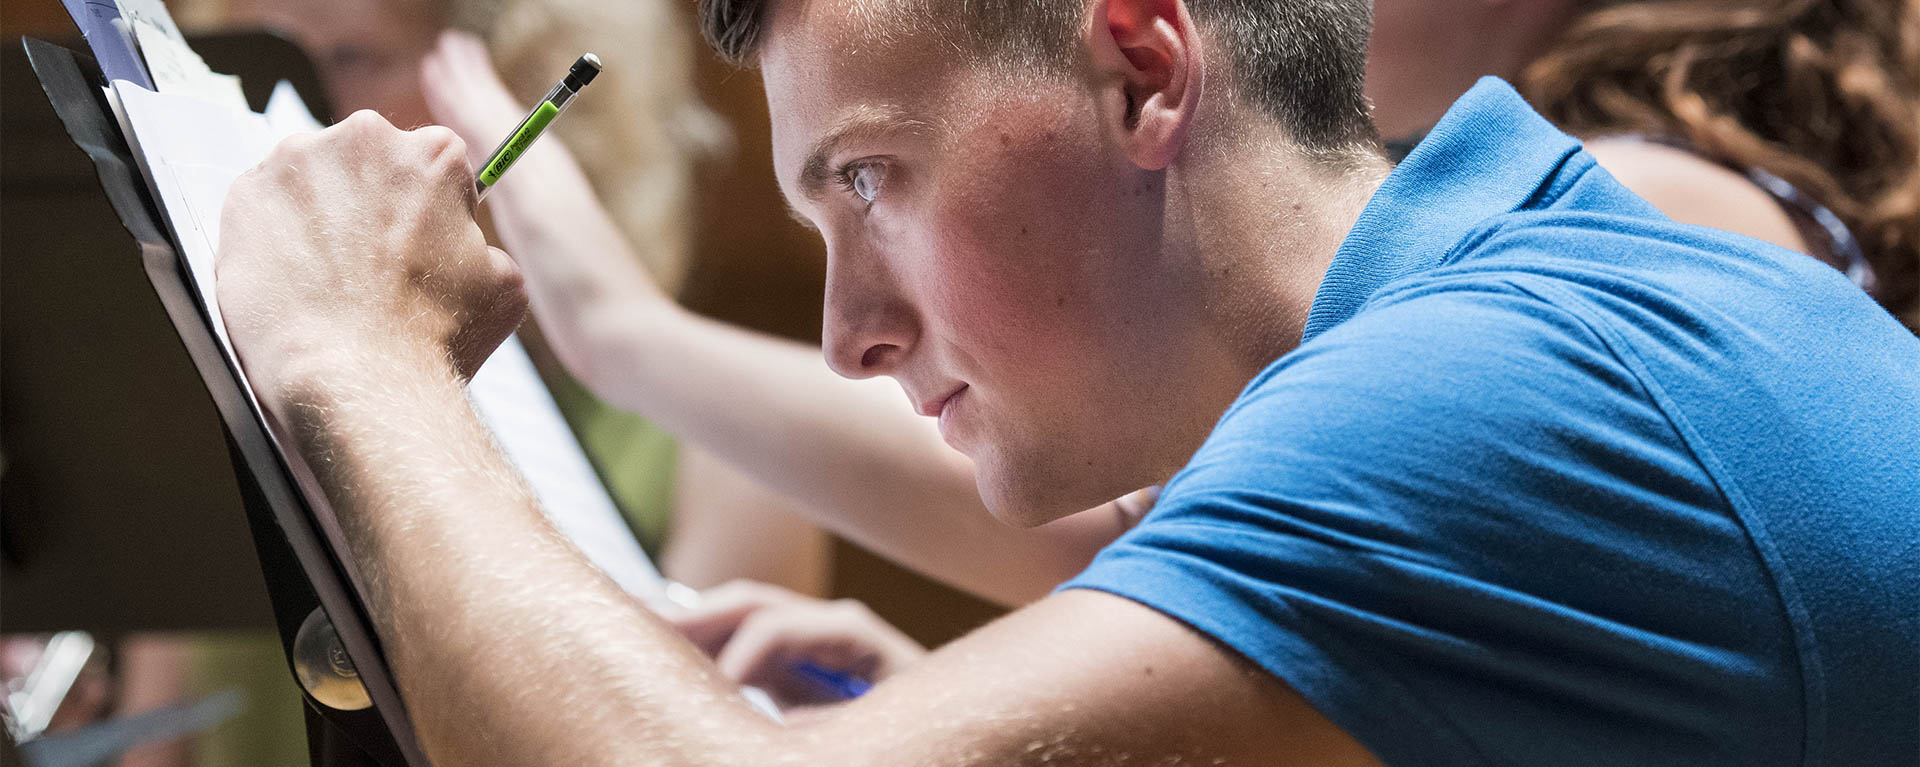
[224, 168, 259, 200]
[730, 580, 787, 606]
[829, 598, 870, 618]
[415, 124, 466, 157]
[340, 109, 389, 132]
[413, 126, 475, 191]
[273, 129, 317, 156]
[709, 580, 754, 601]
[496, 260, 527, 298]
[261, 133, 315, 171]
[494, 272, 530, 321]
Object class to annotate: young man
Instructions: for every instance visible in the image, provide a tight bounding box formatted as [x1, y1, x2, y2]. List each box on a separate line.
[215, 0, 1920, 764]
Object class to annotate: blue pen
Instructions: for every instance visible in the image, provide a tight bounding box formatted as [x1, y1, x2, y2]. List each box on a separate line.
[791, 660, 872, 699]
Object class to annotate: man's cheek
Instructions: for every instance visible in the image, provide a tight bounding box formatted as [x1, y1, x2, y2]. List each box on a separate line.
[919, 213, 1064, 333]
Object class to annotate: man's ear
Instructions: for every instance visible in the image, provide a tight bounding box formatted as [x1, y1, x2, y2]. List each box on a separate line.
[1084, 0, 1202, 171]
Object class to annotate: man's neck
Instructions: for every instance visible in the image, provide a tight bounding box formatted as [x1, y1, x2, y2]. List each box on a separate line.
[1170, 127, 1392, 386]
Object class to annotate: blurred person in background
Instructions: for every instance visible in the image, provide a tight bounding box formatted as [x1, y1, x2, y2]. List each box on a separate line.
[1377, 0, 1917, 328]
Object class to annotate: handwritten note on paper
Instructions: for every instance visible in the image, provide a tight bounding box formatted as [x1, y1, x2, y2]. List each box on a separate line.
[129, 20, 248, 111]
[114, 0, 247, 109]
[112, 0, 184, 41]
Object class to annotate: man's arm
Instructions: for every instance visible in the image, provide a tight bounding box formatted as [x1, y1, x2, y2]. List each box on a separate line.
[262, 350, 1373, 764]
[218, 111, 1376, 766]
[419, 30, 1134, 606]
[266, 353, 1367, 761]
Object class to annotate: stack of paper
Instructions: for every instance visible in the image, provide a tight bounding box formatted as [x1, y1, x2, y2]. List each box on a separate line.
[66, 1, 665, 600]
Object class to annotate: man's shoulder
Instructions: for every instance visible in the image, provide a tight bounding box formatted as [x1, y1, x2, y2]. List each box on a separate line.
[1199, 275, 1672, 503]
[1079, 265, 1810, 767]
[1239, 270, 1621, 421]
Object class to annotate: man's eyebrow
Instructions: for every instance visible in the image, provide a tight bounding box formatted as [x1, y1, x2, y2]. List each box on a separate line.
[795, 104, 923, 200]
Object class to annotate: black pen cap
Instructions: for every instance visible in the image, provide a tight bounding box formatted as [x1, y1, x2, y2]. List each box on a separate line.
[564, 53, 601, 91]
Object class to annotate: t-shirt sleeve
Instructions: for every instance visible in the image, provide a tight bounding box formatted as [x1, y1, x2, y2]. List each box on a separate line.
[1061, 279, 1800, 767]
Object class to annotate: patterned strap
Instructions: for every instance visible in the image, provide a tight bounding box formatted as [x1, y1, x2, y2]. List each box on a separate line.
[1739, 165, 1876, 294]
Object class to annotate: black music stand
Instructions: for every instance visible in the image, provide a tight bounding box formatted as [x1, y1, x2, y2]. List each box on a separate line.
[16, 36, 426, 766]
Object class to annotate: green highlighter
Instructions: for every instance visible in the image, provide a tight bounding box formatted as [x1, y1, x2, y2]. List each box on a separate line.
[473, 53, 601, 201]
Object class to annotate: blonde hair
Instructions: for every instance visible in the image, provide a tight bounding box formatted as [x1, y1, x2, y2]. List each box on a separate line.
[465, 0, 729, 294]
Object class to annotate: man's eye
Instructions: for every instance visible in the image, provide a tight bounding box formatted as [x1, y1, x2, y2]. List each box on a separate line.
[841, 161, 886, 203]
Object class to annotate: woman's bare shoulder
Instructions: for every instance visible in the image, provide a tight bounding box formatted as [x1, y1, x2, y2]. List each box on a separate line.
[1582, 137, 1809, 255]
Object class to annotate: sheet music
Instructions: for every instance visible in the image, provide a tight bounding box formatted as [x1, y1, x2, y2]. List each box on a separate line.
[109, 76, 664, 602]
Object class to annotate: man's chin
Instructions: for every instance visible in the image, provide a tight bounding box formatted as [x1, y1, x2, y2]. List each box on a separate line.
[980, 500, 1060, 529]
[976, 473, 1108, 529]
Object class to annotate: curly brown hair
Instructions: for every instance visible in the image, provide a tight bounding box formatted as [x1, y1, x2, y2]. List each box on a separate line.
[1521, 0, 1920, 331]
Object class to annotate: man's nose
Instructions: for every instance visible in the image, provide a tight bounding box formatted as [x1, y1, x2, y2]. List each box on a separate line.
[821, 245, 919, 380]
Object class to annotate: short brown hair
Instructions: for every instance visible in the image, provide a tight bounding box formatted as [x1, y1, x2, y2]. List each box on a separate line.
[698, 0, 1377, 151]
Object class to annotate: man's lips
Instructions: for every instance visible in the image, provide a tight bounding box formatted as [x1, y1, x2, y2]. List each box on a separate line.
[916, 384, 968, 419]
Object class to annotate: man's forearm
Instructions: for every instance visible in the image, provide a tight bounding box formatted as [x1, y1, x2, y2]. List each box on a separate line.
[268, 347, 782, 765]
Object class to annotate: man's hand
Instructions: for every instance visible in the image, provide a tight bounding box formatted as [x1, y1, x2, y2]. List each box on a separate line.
[217, 110, 527, 403]
[665, 581, 927, 708]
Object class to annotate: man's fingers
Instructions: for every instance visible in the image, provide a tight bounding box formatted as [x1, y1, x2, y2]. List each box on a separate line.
[711, 608, 814, 688]
[486, 245, 518, 274]
[710, 601, 904, 707]
[664, 603, 756, 656]
[663, 580, 805, 655]
[217, 97, 521, 399]
[446, 247, 527, 381]
[407, 123, 477, 209]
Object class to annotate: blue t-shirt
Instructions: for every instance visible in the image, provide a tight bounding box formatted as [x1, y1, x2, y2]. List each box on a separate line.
[1064, 79, 1920, 766]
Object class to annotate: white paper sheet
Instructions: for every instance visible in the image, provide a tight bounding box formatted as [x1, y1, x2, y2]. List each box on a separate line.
[110, 75, 662, 601]
[470, 338, 663, 596]
[129, 20, 248, 110]
[117, 0, 247, 110]
[112, 0, 183, 41]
